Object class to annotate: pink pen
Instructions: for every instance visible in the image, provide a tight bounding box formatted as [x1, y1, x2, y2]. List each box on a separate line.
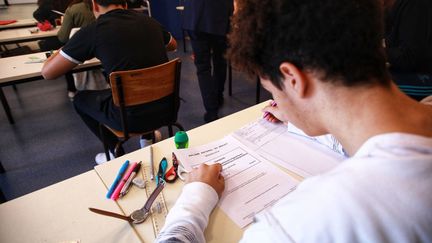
[263, 100, 277, 119]
[111, 162, 138, 200]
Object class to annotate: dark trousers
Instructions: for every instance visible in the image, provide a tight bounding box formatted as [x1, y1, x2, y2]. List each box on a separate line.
[65, 73, 77, 92]
[391, 71, 432, 101]
[188, 31, 227, 112]
[73, 90, 173, 152]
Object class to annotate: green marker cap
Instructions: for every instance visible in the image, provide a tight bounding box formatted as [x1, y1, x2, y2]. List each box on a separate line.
[174, 131, 189, 149]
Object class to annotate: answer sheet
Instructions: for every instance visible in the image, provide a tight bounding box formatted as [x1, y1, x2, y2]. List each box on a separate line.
[232, 119, 345, 178]
[174, 135, 298, 228]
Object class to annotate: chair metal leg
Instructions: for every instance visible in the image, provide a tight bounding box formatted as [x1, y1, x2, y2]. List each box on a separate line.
[99, 124, 111, 161]
[0, 87, 14, 124]
[0, 188, 6, 203]
[255, 76, 261, 104]
[0, 160, 5, 173]
[114, 142, 125, 158]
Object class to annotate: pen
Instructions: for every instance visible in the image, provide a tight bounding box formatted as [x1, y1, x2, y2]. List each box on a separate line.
[111, 162, 138, 200]
[106, 160, 129, 199]
[263, 100, 277, 119]
[150, 145, 154, 180]
[119, 162, 142, 198]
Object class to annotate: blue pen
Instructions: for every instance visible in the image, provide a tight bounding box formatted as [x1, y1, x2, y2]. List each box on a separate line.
[106, 160, 129, 199]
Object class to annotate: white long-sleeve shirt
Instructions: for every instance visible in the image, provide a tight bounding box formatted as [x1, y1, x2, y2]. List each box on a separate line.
[156, 133, 432, 243]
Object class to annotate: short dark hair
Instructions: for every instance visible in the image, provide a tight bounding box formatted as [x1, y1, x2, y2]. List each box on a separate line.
[94, 0, 126, 7]
[227, 0, 391, 89]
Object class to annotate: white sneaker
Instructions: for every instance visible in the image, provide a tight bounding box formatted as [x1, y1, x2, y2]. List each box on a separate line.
[95, 151, 114, 165]
[140, 130, 162, 148]
[68, 91, 76, 100]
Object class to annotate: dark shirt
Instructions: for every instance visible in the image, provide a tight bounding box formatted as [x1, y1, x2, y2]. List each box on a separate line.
[385, 0, 432, 73]
[61, 9, 171, 75]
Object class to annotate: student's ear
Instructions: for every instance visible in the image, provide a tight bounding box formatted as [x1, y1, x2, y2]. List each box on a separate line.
[279, 62, 308, 98]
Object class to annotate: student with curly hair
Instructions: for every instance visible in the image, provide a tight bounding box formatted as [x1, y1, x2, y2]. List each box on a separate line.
[156, 0, 432, 242]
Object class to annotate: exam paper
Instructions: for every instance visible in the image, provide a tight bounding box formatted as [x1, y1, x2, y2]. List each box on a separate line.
[232, 119, 345, 178]
[174, 135, 298, 228]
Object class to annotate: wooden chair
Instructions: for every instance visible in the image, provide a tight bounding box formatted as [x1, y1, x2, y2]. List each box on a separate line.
[100, 58, 184, 160]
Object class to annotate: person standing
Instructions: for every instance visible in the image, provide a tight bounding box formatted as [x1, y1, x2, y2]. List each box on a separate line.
[41, 0, 177, 164]
[183, 0, 234, 123]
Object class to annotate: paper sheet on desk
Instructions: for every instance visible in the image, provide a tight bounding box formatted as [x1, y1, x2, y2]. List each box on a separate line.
[174, 135, 298, 228]
[232, 119, 346, 178]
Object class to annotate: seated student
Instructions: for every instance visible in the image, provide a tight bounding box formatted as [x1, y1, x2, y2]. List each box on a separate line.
[33, 0, 58, 26]
[156, 0, 432, 242]
[384, 0, 432, 101]
[41, 0, 177, 164]
[34, 0, 64, 52]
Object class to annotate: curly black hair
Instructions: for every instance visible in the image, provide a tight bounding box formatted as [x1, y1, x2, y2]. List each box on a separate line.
[227, 0, 391, 89]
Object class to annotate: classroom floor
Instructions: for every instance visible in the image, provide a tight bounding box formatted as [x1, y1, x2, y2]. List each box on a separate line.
[0, 4, 271, 201]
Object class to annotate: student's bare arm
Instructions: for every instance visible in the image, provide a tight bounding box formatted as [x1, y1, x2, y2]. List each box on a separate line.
[41, 51, 78, 80]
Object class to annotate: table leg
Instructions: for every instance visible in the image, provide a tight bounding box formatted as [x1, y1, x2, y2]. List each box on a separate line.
[0, 161, 4, 173]
[0, 88, 15, 124]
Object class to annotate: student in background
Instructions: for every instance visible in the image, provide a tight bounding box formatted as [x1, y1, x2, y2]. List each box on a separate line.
[41, 0, 176, 164]
[156, 0, 432, 242]
[57, 0, 95, 44]
[183, 0, 234, 123]
[33, 0, 58, 26]
[384, 0, 432, 100]
[57, 0, 96, 99]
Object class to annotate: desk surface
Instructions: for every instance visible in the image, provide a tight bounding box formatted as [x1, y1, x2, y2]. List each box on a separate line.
[0, 170, 142, 243]
[0, 18, 37, 30]
[95, 102, 268, 243]
[0, 26, 58, 44]
[0, 52, 101, 85]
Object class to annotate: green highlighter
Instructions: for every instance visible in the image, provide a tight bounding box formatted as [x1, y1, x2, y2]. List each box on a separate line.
[174, 131, 189, 149]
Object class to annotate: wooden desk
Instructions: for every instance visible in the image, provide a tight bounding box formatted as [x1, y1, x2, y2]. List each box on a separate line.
[0, 52, 101, 124]
[0, 19, 37, 30]
[0, 26, 59, 45]
[0, 170, 142, 243]
[0, 103, 266, 242]
[95, 102, 268, 243]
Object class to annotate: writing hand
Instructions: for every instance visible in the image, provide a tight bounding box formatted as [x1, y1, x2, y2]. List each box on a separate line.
[186, 163, 225, 199]
[262, 100, 286, 124]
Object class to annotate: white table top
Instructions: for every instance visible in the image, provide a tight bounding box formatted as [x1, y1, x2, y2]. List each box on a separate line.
[0, 52, 101, 85]
[0, 26, 59, 44]
[94, 101, 268, 243]
[0, 18, 37, 30]
[0, 170, 142, 243]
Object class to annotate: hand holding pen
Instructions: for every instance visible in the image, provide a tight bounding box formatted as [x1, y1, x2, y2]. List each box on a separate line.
[262, 100, 283, 123]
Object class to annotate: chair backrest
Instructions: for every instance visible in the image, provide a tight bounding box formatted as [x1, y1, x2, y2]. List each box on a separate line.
[109, 58, 181, 107]
[108, 58, 182, 137]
